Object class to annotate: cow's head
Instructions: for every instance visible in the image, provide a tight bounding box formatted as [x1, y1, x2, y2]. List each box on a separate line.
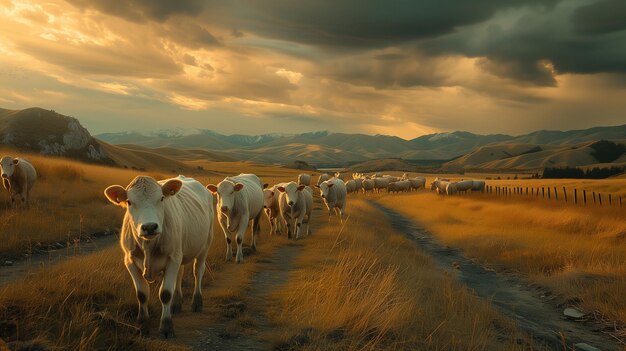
[315, 180, 334, 199]
[0, 156, 18, 179]
[105, 176, 182, 240]
[277, 182, 305, 208]
[263, 187, 276, 209]
[207, 179, 243, 231]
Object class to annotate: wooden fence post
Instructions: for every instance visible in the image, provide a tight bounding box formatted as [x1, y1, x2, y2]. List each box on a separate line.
[554, 187, 558, 201]
[526, 187, 529, 196]
[583, 190, 587, 206]
[609, 194, 612, 206]
[548, 187, 551, 199]
[620, 196, 622, 208]
[542, 187, 545, 198]
[563, 187, 567, 203]
[599, 193, 602, 206]
[574, 188, 577, 205]
[592, 192, 596, 205]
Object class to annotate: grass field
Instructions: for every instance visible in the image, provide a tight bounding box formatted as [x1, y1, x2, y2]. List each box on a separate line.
[268, 199, 542, 350]
[378, 189, 626, 328]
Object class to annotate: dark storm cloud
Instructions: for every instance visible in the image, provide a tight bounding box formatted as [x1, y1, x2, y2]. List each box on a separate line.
[210, 0, 557, 48]
[418, 1, 626, 85]
[66, 0, 206, 22]
[572, 0, 626, 35]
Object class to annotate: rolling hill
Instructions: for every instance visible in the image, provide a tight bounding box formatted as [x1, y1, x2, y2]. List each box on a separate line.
[0, 107, 213, 172]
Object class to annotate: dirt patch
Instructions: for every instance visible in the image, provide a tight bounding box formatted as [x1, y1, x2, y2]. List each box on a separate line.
[173, 244, 302, 351]
[372, 201, 623, 351]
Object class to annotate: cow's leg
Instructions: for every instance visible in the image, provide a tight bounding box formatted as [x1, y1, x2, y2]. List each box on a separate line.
[284, 214, 292, 239]
[124, 258, 150, 335]
[295, 211, 305, 240]
[235, 218, 247, 264]
[171, 265, 184, 314]
[251, 212, 261, 252]
[191, 250, 207, 312]
[159, 260, 181, 338]
[219, 221, 232, 261]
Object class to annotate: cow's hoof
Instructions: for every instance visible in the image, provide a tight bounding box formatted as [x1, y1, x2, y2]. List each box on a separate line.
[191, 294, 203, 312]
[159, 318, 175, 339]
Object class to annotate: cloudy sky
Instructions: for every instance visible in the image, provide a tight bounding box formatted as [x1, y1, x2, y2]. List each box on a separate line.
[0, 0, 625, 139]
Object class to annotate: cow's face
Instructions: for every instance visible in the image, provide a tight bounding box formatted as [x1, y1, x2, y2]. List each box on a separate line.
[0, 156, 17, 178]
[316, 181, 334, 200]
[263, 188, 276, 209]
[105, 176, 182, 240]
[207, 180, 243, 231]
[277, 182, 305, 208]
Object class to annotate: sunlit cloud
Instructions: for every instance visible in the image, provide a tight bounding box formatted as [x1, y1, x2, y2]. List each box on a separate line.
[0, 0, 624, 138]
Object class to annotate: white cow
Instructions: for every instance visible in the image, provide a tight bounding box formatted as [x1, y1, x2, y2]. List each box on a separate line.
[316, 178, 347, 222]
[452, 180, 474, 193]
[373, 177, 391, 193]
[316, 173, 330, 186]
[431, 178, 450, 195]
[207, 174, 264, 264]
[471, 180, 486, 192]
[297, 173, 311, 186]
[104, 175, 214, 338]
[389, 180, 411, 193]
[353, 178, 363, 192]
[362, 178, 375, 194]
[345, 179, 357, 193]
[263, 183, 287, 236]
[277, 182, 313, 239]
[409, 177, 426, 191]
[1, 156, 37, 206]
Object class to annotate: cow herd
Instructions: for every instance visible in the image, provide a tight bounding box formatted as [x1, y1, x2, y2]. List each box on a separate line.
[102, 171, 354, 338]
[0, 154, 488, 338]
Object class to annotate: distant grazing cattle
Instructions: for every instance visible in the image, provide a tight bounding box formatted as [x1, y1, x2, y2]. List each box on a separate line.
[316, 178, 347, 222]
[297, 173, 311, 186]
[1, 156, 37, 206]
[316, 173, 330, 186]
[389, 180, 411, 193]
[207, 173, 264, 263]
[345, 179, 357, 193]
[277, 182, 313, 239]
[431, 178, 450, 195]
[362, 178, 375, 193]
[104, 175, 214, 338]
[409, 177, 426, 191]
[373, 177, 391, 193]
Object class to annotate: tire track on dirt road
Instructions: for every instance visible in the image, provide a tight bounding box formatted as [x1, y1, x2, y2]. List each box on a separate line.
[372, 201, 622, 351]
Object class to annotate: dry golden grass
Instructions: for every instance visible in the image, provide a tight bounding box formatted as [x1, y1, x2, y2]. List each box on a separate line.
[0, 148, 306, 257]
[268, 199, 541, 350]
[378, 190, 626, 325]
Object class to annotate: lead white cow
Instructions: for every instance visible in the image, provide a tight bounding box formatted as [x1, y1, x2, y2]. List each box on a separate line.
[104, 175, 214, 338]
[1, 156, 37, 206]
[277, 182, 313, 239]
[207, 174, 264, 264]
[316, 178, 347, 222]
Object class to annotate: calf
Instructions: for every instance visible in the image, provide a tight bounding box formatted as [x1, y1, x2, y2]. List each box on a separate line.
[207, 174, 264, 263]
[277, 182, 313, 239]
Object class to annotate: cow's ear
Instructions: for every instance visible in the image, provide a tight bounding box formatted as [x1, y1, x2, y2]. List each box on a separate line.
[104, 185, 127, 206]
[12, 159, 18, 165]
[297, 185, 306, 191]
[263, 183, 269, 189]
[234, 183, 244, 192]
[206, 184, 218, 194]
[277, 186, 286, 193]
[327, 183, 334, 188]
[162, 179, 183, 197]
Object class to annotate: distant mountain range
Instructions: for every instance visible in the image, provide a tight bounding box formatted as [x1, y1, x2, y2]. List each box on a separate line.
[1, 107, 625, 171]
[97, 124, 626, 167]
